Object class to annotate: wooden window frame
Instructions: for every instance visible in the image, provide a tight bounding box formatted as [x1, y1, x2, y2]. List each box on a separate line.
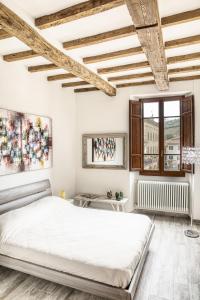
[139, 96, 185, 177]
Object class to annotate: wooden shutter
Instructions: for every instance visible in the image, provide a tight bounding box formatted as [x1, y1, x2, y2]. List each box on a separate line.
[181, 95, 195, 173]
[129, 100, 142, 171]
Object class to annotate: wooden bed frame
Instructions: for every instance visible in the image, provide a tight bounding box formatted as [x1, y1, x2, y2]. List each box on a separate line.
[0, 180, 155, 300]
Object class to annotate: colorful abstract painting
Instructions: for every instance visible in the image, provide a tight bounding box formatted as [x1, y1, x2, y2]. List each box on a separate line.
[22, 114, 52, 171]
[92, 137, 116, 162]
[0, 108, 52, 176]
[0, 109, 22, 175]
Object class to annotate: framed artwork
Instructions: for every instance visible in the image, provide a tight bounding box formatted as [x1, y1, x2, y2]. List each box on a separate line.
[92, 137, 116, 162]
[82, 133, 127, 170]
[0, 108, 52, 176]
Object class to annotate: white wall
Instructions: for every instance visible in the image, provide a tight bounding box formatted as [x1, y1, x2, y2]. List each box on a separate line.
[0, 59, 76, 198]
[1, 58, 200, 220]
[75, 80, 200, 220]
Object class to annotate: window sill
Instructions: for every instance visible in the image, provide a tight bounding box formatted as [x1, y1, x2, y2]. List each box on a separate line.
[139, 171, 185, 177]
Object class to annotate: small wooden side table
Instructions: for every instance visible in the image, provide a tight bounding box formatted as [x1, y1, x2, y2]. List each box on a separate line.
[74, 194, 128, 212]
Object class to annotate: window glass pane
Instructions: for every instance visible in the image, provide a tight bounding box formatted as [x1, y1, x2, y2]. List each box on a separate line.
[143, 102, 159, 118]
[144, 155, 159, 170]
[144, 119, 159, 154]
[164, 117, 180, 154]
[164, 100, 180, 117]
[164, 155, 180, 171]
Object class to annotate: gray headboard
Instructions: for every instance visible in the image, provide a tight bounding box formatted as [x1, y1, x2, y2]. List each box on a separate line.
[0, 180, 52, 215]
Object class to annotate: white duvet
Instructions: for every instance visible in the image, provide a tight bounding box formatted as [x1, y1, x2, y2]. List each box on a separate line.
[0, 196, 152, 288]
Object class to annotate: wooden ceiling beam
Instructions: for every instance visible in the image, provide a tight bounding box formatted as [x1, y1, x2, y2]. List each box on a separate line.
[63, 25, 135, 49]
[98, 61, 149, 74]
[62, 81, 89, 88]
[63, 8, 200, 49]
[47, 73, 76, 81]
[0, 3, 115, 96]
[116, 80, 155, 88]
[108, 72, 153, 81]
[170, 74, 200, 82]
[0, 28, 12, 39]
[35, 0, 124, 30]
[74, 87, 99, 93]
[3, 50, 39, 62]
[161, 8, 200, 27]
[28, 63, 59, 72]
[125, 0, 168, 90]
[167, 52, 200, 64]
[83, 46, 143, 64]
[165, 35, 200, 49]
[98, 52, 200, 74]
[168, 65, 200, 74]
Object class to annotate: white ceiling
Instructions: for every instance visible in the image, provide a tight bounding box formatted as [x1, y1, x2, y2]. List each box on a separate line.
[0, 0, 200, 90]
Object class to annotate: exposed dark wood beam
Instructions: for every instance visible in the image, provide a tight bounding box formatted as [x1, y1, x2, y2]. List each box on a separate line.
[0, 28, 12, 39]
[165, 35, 200, 49]
[3, 50, 39, 62]
[170, 74, 200, 82]
[116, 80, 155, 88]
[63, 8, 200, 49]
[167, 52, 200, 64]
[28, 63, 59, 72]
[74, 87, 99, 93]
[63, 25, 135, 49]
[83, 46, 143, 64]
[98, 52, 200, 74]
[161, 8, 200, 27]
[98, 61, 149, 74]
[62, 81, 89, 88]
[35, 0, 124, 29]
[47, 73, 76, 81]
[125, 0, 168, 90]
[168, 65, 200, 74]
[108, 72, 153, 81]
[0, 3, 115, 96]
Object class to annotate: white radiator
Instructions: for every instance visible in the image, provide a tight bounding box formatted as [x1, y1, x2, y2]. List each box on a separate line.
[137, 180, 189, 214]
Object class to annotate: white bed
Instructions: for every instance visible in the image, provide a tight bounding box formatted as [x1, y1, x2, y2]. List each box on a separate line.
[0, 195, 152, 289]
[0, 180, 154, 300]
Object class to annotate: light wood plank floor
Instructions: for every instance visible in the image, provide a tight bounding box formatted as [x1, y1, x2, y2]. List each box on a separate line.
[0, 216, 199, 300]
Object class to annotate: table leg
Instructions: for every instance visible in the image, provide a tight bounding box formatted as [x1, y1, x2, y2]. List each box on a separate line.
[82, 201, 88, 208]
[111, 204, 116, 211]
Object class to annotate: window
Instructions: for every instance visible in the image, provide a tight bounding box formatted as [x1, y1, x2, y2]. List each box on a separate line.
[129, 96, 194, 176]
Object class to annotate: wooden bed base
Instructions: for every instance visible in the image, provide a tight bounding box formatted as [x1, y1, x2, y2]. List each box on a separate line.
[0, 180, 155, 300]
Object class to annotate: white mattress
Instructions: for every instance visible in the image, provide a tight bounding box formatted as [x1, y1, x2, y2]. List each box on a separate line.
[0, 196, 152, 288]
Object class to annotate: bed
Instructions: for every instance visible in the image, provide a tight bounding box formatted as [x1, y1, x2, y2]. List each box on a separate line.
[0, 180, 154, 300]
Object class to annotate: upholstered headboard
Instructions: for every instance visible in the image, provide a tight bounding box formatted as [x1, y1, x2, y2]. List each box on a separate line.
[0, 180, 52, 215]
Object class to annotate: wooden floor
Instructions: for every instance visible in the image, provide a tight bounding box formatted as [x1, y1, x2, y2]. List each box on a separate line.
[0, 215, 199, 300]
